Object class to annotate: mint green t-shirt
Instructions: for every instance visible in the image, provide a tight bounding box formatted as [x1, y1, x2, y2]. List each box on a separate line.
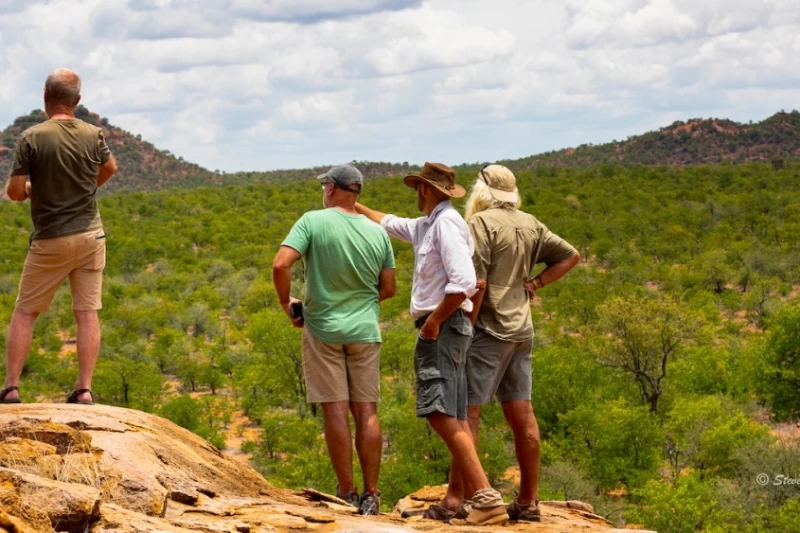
[282, 209, 395, 344]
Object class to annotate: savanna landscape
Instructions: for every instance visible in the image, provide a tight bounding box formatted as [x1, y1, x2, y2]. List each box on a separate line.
[1, 108, 799, 532]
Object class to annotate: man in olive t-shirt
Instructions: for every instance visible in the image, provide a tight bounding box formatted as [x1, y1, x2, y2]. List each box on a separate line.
[1, 69, 118, 406]
[272, 164, 395, 516]
[464, 164, 579, 522]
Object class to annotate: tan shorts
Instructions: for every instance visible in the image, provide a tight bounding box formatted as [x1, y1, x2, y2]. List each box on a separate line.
[302, 327, 381, 403]
[15, 229, 106, 313]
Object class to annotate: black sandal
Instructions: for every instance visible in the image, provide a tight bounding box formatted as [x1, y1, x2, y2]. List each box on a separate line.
[66, 389, 94, 405]
[0, 386, 21, 404]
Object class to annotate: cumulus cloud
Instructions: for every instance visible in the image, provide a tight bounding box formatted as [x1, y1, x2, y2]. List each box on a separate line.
[0, 0, 797, 171]
[230, 0, 422, 23]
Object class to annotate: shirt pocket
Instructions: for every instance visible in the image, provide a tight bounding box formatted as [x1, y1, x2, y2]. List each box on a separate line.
[414, 234, 435, 279]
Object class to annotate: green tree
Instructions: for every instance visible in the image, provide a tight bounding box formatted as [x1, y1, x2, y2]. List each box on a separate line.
[559, 398, 663, 489]
[591, 295, 702, 413]
[760, 305, 800, 420]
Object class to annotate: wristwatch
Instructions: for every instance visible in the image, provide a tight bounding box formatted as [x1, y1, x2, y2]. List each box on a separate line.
[531, 276, 544, 291]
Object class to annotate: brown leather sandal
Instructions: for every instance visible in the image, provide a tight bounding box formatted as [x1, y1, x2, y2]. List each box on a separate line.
[401, 504, 456, 521]
[0, 386, 21, 404]
[66, 389, 94, 405]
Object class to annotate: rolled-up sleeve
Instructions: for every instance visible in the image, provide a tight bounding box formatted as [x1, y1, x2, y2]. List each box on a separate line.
[380, 214, 417, 244]
[537, 227, 578, 265]
[437, 217, 477, 297]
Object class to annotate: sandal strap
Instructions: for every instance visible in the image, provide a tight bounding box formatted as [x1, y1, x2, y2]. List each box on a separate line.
[0, 386, 19, 400]
[67, 389, 93, 402]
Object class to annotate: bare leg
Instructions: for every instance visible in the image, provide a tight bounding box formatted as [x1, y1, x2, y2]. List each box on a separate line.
[3, 308, 39, 400]
[73, 310, 101, 403]
[350, 401, 381, 494]
[502, 400, 540, 504]
[467, 405, 481, 447]
[428, 412, 491, 501]
[322, 401, 355, 493]
[441, 413, 482, 509]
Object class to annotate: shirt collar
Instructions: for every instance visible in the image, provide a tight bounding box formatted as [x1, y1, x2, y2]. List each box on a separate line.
[423, 200, 452, 225]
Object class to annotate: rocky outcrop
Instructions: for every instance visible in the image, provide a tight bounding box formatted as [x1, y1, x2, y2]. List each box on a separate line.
[0, 404, 653, 532]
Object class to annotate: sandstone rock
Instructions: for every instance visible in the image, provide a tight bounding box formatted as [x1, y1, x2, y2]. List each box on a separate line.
[258, 514, 307, 529]
[285, 508, 336, 523]
[0, 510, 43, 533]
[0, 467, 100, 533]
[541, 500, 594, 513]
[0, 405, 653, 533]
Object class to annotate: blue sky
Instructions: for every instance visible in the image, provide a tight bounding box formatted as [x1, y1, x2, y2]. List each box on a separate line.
[0, 0, 798, 172]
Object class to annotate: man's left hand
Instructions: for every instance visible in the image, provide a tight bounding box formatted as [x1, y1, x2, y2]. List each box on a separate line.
[419, 318, 440, 341]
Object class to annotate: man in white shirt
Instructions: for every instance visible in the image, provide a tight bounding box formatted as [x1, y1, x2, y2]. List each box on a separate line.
[355, 162, 508, 527]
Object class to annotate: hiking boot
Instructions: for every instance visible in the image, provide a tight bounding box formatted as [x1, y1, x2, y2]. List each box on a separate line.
[507, 499, 541, 522]
[358, 491, 380, 516]
[336, 487, 360, 508]
[450, 488, 508, 526]
[401, 504, 455, 520]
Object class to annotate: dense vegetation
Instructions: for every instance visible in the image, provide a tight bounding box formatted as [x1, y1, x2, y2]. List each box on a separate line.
[1, 162, 799, 531]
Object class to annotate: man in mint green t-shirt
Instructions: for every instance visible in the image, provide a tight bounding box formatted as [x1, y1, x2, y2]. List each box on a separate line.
[273, 165, 395, 516]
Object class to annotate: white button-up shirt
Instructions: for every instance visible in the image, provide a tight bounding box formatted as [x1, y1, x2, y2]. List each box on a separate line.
[381, 201, 477, 318]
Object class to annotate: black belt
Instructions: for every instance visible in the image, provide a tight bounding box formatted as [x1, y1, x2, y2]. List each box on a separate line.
[414, 313, 431, 329]
[414, 310, 464, 329]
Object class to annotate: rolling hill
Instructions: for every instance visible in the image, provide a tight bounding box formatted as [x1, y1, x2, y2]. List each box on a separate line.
[0, 106, 214, 193]
[1, 108, 798, 195]
[504, 110, 800, 169]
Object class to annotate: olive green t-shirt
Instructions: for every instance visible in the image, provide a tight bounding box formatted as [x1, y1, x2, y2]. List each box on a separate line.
[11, 119, 111, 240]
[282, 208, 395, 344]
[468, 206, 577, 342]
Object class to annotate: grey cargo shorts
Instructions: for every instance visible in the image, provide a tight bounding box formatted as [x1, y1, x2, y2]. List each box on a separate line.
[413, 310, 473, 420]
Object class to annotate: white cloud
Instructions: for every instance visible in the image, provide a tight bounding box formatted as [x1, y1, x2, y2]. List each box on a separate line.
[0, 0, 797, 171]
[230, 0, 421, 23]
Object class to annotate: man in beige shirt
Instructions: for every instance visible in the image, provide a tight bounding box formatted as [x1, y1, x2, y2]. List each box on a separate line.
[465, 164, 579, 522]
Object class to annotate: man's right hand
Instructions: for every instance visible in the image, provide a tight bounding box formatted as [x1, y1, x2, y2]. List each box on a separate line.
[282, 297, 305, 328]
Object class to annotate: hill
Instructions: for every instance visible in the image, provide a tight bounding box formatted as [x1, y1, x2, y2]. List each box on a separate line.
[505, 111, 800, 169]
[0, 106, 215, 193]
[2, 110, 799, 194]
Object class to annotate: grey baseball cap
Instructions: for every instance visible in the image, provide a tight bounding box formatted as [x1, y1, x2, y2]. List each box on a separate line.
[317, 164, 363, 193]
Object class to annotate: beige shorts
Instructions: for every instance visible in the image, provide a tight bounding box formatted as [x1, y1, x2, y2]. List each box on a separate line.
[15, 229, 106, 313]
[302, 327, 381, 403]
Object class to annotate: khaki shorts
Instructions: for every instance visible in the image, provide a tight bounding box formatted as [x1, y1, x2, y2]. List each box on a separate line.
[302, 327, 381, 403]
[15, 229, 106, 313]
[466, 328, 533, 405]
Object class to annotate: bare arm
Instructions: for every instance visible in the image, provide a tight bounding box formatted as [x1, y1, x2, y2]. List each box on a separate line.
[272, 245, 304, 327]
[378, 268, 396, 302]
[354, 202, 387, 224]
[4, 175, 29, 202]
[97, 155, 118, 188]
[527, 251, 581, 297]
[420, 292, 468, 340]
